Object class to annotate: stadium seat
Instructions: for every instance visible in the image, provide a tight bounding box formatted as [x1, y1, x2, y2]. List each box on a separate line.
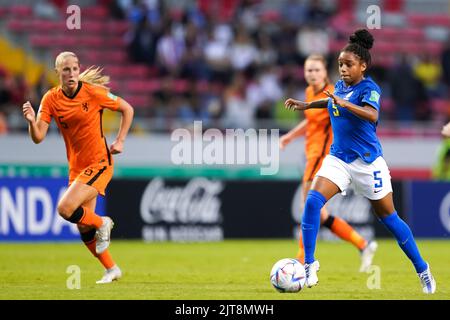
[125, 80, 161, 93]
[122, 95, 150, 108]
[9, 5, 32, 17]
[7, 20, 28, 33]
[81, 6, 108, 19]
[29, 35, 53, 48]
[105, 21, 129, 35]
[78, 36, 104, 48]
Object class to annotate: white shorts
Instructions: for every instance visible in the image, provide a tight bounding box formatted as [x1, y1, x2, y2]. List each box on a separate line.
[315, 154, 393, 200]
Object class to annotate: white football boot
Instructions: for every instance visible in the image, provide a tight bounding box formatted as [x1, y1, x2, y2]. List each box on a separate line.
[304, 260, 320, 288]
[359, 241, 378, 272]
[418, 263, 436, 294]
[95, 217, 114, 254]
[96, 265, 122, 284]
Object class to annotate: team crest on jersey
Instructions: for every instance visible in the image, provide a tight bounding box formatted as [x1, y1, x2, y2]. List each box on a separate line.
[81, 102, 88, 112]
[107, 92, 118, 101]
[369, 91, 380, 103]
[344, 91, 353, 100]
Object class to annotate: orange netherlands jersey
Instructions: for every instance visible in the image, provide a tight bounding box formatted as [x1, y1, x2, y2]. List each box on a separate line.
[303, 84, 334, 160]
[38, 81, 121, 180]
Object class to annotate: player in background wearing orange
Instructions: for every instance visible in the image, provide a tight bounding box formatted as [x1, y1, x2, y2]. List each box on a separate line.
[22, 52, 134, 283]
[280, 54, 377, 272]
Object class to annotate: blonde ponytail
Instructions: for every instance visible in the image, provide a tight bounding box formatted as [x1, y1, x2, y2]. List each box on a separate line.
[54, 51, 110, 90]
[79, 66, 110, 90]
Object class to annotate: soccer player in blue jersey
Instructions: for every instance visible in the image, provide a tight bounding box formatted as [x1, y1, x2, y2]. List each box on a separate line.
[284, 29, 436, 294]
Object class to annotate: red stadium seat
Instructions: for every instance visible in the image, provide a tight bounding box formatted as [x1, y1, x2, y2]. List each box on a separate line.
[122, 95, 150, 108]
[173, 79, 189, 93]
[106, 21, 130, 35]
[125, 80, 161, 93]
[0, 7, 9, 18]
[431, 99, 449, 114]
[127, 65, 150, 78]
[80, 21, 104, 33]
[81, 6, 108, 19]
[78, 36, 104, 48]
[30, 35, 53, 48]
[7, 20, 29, 33]
[407, 13, 450, 27]
[9, 5, 32, 17]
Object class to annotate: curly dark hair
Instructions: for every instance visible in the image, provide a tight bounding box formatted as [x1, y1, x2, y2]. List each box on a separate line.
[342, 29, 374, 67]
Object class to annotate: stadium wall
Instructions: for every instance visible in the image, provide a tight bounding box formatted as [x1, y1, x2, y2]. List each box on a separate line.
[0, 176, 448, 241]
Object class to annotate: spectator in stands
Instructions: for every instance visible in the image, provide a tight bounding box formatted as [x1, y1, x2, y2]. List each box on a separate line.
[296, 26, 330, 62]
[109, 0, 127, 20]
[203, 25, 231, 84]
[413, 54, 442, 96]
[126, 16, 158, 65]
[180, 20, 209, 80]
[306, 0, 332, 26]
[229, 27, 258, 71]
[255, 31, 278, 67]
[156, 21, 186, 76]
[178, 91, 211, 125]
[223, 72, 255, 129]
[34, 0, 60, 20]
[281, 0, 308, 28]
[389, 54, 426, 122]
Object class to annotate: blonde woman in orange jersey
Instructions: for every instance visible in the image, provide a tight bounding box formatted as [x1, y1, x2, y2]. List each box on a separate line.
[280, 54, 377, 272]
[22, 52, 134, 283]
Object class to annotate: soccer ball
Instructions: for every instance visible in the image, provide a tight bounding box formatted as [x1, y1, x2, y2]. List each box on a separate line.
[270, 258, 306, 293]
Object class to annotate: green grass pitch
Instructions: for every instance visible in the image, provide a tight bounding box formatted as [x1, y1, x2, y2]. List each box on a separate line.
[0, 240, 448, 300]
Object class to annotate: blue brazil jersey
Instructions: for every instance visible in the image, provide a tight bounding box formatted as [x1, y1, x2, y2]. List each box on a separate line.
[327, 77, 383, 164]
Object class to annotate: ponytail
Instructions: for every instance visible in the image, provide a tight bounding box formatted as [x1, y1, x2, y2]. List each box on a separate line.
[79, 66, 110, 90]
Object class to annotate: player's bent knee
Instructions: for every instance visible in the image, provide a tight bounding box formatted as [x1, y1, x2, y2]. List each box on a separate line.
[57, 202, 73, 219]
[304, 190, 327, 212]
[58, 204, 84, 223]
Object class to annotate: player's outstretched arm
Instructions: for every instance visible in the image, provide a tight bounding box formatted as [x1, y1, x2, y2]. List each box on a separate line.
[285, 98, 329, 111]
[22, 101, 49, 144]
[280, 119, 308, 150]
[324, 90, 378, 123]
[109, 98, 134, 154]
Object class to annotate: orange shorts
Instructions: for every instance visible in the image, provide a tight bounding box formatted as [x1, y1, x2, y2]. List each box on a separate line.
[70, 164, 114, 196]
[302, 156, 325, 183]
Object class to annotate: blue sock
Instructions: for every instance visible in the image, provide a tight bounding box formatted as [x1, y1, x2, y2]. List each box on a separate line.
[302, 190, 326, 264]
[379, 212, 427, 273]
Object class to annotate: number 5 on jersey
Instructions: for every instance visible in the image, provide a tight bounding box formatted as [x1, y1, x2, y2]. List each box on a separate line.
[332, 103, 340, 116]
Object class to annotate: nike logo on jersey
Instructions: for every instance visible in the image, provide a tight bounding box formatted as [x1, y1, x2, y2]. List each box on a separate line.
[344, 91, 353, 100]
[374, 189, 382, 193]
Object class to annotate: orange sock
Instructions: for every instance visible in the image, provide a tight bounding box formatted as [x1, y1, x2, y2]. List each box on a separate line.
[84, 239, 116, 269]
[329, 216, 367, 251]
[78, 206, 103, 229]
[296, 231, 305, 264]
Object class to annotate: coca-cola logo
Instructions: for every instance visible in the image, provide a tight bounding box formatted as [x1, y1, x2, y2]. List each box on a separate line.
[140, 178, 223, 224]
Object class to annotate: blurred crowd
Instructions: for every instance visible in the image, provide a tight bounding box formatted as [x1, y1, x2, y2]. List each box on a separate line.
[0, 0, 449, 135]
